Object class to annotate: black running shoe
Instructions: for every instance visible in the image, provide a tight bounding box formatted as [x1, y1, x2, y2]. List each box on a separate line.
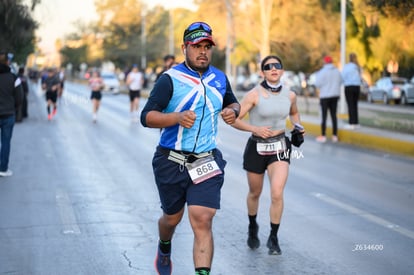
[247, 224, 260, 249]
[266, 235, 282, 255]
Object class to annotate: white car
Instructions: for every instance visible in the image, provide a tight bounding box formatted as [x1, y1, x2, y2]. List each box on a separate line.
[101, 72, 120, 94]
[401, 76, 414, 105]
[281, 71, 304, 95]
[367, 77, 407, 104]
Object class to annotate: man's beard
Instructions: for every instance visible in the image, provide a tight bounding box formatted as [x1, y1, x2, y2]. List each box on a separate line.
[186, 58, 209, 73]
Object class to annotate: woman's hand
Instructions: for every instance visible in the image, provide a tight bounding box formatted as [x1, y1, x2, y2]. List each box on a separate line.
[252, 126, 273, 139]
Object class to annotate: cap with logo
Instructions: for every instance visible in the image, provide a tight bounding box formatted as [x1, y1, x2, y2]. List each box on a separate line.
[183, 22, 215, 46]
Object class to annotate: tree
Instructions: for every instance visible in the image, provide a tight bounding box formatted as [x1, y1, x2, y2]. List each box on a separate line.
[0, 0, 38, 63]
[57, 0, 414, 81]
[347, 0, 414, 80]
[365, 0, 414, 24]
[60, 44, 88, 73]
[94, 0, 146, 68]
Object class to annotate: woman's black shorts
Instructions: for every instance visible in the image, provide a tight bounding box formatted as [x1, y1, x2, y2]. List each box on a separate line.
[90, 91, 102, 100]
[243, 135, 291, 174]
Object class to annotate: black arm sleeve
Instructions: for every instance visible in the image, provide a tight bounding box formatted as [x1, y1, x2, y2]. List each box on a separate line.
[222, 76, 239, 107]
[140, 74, 173, 127]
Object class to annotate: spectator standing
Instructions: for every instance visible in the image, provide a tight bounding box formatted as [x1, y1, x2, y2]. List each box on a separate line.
[155, 54, 175, 82]
[342, 53, 362, 129]
[314, 56, 343, 143]
[0, 51, 23, 176]
[231, 55, 305, 255]
[126, 64, 144, 123]
[89, 71, 104, 123]
[17, 67, 29, 120]
[140, 21, 240, 275]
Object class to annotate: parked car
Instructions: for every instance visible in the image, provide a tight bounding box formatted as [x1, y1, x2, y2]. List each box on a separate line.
[304, 72, 317, 97]
[401, 77, 414, 105]
[367, 76, 408, 104]
[101, 72, 120, 94]
[281, 71, 303, 95]
[359, 79, 370, 100]
[236, 73, 260, 92]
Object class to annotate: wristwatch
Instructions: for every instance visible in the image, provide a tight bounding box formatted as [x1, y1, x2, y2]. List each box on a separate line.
[231, 107, 240, 118]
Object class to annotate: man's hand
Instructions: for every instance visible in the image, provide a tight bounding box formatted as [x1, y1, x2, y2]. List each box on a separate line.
[178, 110, 196, 128]
[221, 107, 237, 125]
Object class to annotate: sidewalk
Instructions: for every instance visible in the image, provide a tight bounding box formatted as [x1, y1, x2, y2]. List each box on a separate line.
[300, 113, 414, 158]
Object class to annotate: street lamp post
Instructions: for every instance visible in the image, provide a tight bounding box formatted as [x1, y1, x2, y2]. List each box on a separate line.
[169, 9, 174, 55]
[141, 3, 147, 69]
[225, 0, 233, 81]
[339, 0, 346, 115]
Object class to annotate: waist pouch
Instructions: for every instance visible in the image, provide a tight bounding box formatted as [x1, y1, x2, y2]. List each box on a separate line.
[158, 147, 214, 165]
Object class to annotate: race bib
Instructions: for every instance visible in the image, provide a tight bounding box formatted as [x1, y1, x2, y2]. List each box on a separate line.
[256, 137, 287, 155]
[186, 155, 222, 184]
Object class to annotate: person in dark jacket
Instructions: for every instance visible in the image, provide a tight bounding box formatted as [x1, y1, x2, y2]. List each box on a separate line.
[0, 50, 23, 176]
[17, 67, 29, 121]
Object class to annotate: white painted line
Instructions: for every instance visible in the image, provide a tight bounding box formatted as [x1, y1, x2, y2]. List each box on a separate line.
[312, 192, 414, 240]
[56, 189, 81, 235]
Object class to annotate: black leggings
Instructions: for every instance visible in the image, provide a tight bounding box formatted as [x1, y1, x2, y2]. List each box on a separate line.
[345, 85, 360, 125]
[320, 97, 339, 136]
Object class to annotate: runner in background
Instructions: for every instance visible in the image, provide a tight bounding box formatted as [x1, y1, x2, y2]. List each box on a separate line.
[126, 64, 144, 123]
[89, 71, 104, 123]
[41, 68, 60, 121]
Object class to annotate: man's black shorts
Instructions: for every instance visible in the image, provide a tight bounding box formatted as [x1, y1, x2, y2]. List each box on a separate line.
[129, 90, 141, 102]
[45, 90, 58, 103]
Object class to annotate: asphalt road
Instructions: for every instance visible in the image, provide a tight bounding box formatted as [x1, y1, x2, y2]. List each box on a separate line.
[0, 81, 413, 275]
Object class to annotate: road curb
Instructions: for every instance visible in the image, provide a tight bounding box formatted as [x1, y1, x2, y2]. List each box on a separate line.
[301, 121, 414, 158]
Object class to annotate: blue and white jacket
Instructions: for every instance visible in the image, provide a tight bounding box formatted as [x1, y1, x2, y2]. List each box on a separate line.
[141, 62, 238, 153]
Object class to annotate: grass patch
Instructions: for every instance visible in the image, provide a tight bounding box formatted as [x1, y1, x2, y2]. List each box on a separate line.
[358, 110, 414, 134]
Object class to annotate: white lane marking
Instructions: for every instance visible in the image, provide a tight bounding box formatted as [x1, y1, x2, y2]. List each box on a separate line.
[312, 192, 414, 240]
[56, 189, 81, 234]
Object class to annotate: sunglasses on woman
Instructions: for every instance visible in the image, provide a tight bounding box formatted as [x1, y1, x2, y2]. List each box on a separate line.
[263, 63, 283, 71]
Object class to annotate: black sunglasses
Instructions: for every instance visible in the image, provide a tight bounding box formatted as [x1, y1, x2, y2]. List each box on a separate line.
[263, 63, 283, 71]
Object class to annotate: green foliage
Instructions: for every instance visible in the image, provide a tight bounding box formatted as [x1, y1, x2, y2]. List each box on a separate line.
[56, 0, 414, 81]
[144, 8, 174, 69]
[102, 22, 143, 68]
[0, 0, 38, 63]
[60, 45, 88, 70]
[319, 0, 341, 12]
[365, 0, 414, 24]
[362, 23, 380, 38]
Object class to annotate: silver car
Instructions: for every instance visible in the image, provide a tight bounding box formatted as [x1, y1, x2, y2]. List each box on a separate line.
[101, 72, 120, 94]
[367, 77, 407, 104]
[401, 76, 414, 105]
